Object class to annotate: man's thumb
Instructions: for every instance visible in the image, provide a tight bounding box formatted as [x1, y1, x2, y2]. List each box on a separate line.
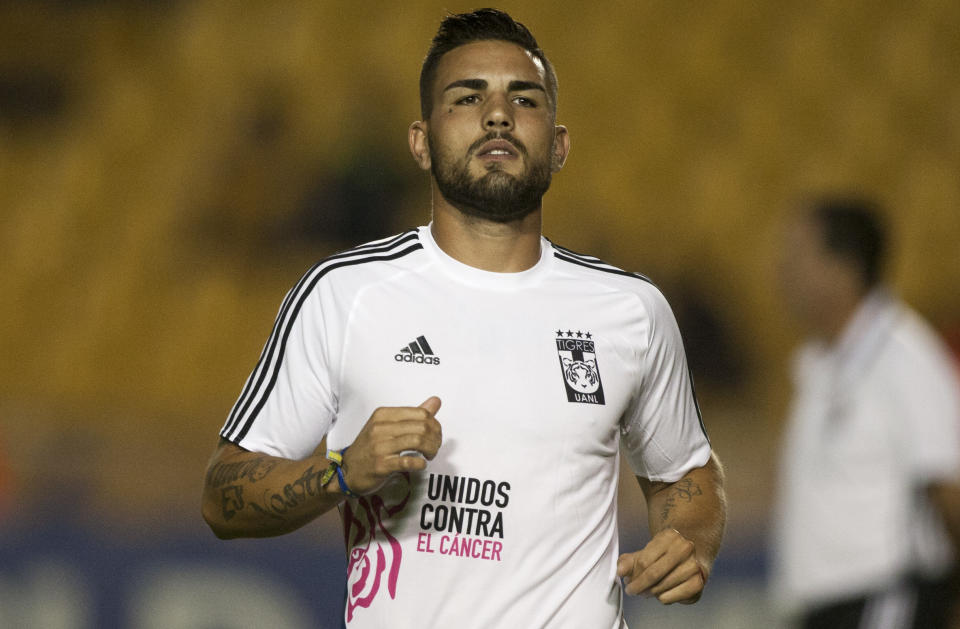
[419, 396, 442, 415]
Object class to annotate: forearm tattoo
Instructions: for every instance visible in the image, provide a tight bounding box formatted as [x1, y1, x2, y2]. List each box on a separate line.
[659, 477, 703, 524]
[206, 458, 279, 489]
[218, 464, 327, 523]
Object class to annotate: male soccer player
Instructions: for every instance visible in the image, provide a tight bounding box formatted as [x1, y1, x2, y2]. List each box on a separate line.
[202, 9, 726, 628]
[771, 196, 960, 629]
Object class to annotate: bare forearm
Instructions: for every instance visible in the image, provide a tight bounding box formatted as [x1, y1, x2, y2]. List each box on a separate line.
[201, 441, 343, 539]
[642, 451, 727, 571]
[201, 399, 444, 539]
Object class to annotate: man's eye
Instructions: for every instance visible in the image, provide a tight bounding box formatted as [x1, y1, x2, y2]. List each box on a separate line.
[513, 96, 537, 107]
[457, 94, 480, 105]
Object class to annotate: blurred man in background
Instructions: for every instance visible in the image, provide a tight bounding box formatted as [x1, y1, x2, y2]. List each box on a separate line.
[771, 196, 960, 628]
[201, 8, 725, 628]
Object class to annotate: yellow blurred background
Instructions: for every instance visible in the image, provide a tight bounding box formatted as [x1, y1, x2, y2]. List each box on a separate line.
[1, 1, 959, 627]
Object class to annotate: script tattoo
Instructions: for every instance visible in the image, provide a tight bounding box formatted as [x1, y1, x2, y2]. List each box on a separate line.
[258, 465, 325, 516]
[221, 485, 245, 521]
[218, 465, 328, 523]
[659, 477, 703, 524]
[207, 458, 280, 489]
[249, 501, 286, 522]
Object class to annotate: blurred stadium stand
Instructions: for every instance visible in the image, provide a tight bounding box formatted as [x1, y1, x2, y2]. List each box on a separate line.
[1, 1, 959, 627]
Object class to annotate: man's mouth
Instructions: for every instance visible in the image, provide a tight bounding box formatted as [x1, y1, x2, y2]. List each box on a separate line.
[475, 139, 520, 159]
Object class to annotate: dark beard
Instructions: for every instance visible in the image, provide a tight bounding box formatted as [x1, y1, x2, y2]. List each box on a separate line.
[429, 132, 553, 223]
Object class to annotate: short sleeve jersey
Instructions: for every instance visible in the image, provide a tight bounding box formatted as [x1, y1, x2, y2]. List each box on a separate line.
[219, 226, 711, 629]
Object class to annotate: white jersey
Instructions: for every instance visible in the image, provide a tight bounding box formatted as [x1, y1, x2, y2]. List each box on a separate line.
[220, 225, 711, 629]
[772, 290, 960, 613]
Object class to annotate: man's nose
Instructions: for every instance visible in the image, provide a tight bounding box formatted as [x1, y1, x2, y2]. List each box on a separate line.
[483, 95, 514, 131]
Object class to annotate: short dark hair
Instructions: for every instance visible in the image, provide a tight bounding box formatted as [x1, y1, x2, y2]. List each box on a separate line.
[419, 8, 558, 120]
[807, 195, 888, 291]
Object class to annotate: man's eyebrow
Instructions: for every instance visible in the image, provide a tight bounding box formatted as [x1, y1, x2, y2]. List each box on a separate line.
[508, 80, 546, 94]
[443, 78, 488, 92]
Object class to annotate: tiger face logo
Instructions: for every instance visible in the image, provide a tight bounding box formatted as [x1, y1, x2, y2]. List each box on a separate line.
[562, 357, 601, 393]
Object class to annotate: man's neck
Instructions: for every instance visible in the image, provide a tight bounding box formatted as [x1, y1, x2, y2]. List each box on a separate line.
[816, 291, 866, 345]
[430, 199, 543, 273]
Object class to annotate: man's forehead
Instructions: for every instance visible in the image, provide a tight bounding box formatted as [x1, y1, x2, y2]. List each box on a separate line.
[434, 40, 546, 86]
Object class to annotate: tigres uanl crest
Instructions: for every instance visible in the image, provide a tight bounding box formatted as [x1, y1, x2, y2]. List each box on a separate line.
[555, 330, 605, 405]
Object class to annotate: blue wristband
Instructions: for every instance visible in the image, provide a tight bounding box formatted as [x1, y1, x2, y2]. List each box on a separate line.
[336, 463, 359, 498]
[330, 447, 358, 498]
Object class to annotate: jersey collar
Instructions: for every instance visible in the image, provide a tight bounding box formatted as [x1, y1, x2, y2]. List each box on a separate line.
[418, 223, 554, 290]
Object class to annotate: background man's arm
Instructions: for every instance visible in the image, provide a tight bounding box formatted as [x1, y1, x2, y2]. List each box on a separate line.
[929, 481, 960, 558]
[618, 451, 727, 604]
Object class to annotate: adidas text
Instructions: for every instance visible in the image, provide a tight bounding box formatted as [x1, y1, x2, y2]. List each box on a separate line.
[395, 353, 440, 365]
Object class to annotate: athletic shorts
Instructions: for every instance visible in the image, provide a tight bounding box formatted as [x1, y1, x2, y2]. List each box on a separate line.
[800, 569, 958, 629]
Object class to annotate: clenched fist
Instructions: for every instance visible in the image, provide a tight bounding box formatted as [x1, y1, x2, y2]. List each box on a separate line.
[340, 397, 443, 495]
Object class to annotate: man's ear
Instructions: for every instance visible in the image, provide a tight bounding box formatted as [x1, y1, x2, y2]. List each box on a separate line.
[551, 125, 570, 172]
[408, 121, 432, 171]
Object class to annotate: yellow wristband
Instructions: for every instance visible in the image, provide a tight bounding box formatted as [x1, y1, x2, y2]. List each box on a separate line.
[320, 461, 338, 488]
[324, 447, 358, 498]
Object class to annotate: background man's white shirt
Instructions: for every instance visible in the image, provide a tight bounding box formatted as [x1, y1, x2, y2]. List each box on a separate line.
[772, 290, 960, 613]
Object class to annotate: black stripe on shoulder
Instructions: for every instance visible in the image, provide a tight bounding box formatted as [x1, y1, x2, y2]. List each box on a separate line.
[325, 230, 420, 262]
[221, 239, 423, 442]
[552, 248, 654, 285]
[550, 242, 609, 264]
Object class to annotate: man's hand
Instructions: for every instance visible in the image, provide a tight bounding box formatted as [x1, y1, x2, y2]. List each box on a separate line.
[617, 528, 707, 605]
[340, 397, 443, 495]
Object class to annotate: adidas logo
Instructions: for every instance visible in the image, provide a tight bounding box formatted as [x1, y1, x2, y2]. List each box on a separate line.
[394, 335, 440, 365]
